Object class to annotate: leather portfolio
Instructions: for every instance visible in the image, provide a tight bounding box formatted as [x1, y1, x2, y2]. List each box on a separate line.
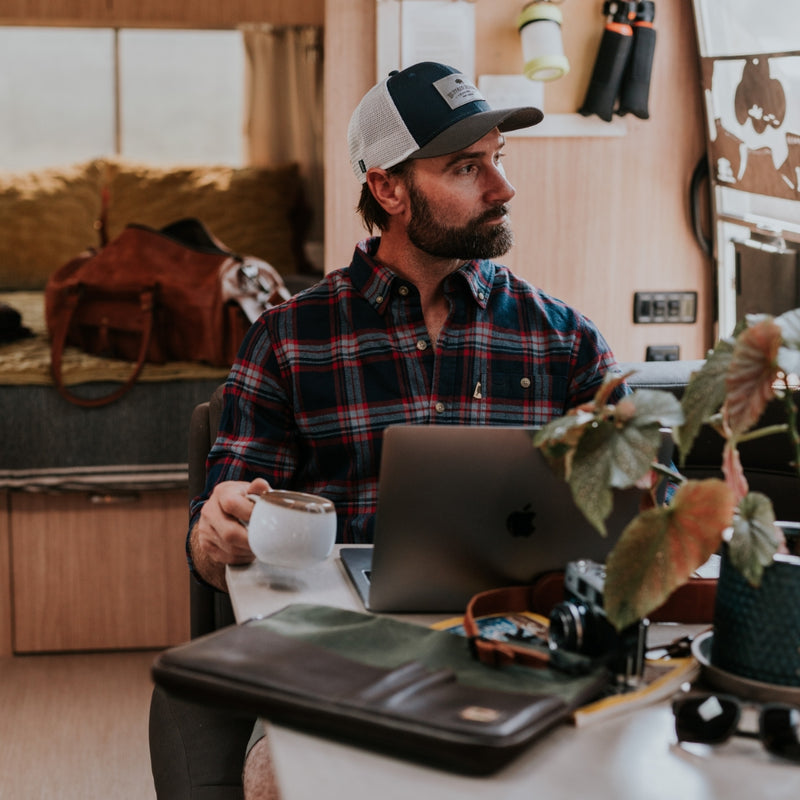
[152, 604, 610, 775]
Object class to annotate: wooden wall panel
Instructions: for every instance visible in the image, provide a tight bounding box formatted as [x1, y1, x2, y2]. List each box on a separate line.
[0, 0, 324, 28]
[323, 0, 375, 261]
[324, 0, 712, 362]
[10, 490, 190, 652]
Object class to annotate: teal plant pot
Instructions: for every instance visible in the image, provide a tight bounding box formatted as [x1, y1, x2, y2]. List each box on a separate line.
[711, 523, 800, 687]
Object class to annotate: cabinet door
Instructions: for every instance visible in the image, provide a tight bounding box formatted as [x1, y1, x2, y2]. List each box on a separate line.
[0, 491, 11, 656]
[11, 490, 190, 652]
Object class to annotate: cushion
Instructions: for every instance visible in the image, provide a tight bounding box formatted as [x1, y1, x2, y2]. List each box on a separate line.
[0, 160, 104, 290]
[0, 158, 310, 291]
[103, 158, 308, 276]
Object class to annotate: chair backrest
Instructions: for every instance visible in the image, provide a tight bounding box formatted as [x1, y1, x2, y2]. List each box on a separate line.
[187, 384, 224, 502]
[187, 384, 236, 638]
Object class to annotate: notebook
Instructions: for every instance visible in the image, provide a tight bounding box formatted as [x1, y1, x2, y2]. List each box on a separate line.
[340, 424, 672, 613]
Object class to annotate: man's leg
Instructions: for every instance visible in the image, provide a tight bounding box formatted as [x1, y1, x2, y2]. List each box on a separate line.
[243, 725, 281, 800]
[149, 686, 255, 799]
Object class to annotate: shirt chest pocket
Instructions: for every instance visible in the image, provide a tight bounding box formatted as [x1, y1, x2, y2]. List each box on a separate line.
[485, 369, 570, 425]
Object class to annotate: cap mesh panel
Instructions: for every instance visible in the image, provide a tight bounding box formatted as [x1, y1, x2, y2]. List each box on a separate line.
[348, 81, 419, 183]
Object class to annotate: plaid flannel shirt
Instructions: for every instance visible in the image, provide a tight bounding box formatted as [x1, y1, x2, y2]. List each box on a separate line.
[189, 238, 621, 563]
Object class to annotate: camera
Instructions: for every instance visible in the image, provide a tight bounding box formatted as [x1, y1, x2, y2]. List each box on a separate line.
[548, 560, 648, 679]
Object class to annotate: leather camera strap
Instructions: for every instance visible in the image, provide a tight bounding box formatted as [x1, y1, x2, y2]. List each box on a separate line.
[465, 571, 718, 670]
[465, 585, 552, 669]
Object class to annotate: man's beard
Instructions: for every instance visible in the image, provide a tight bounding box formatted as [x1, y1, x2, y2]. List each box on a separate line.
[405, 178, 514, 260]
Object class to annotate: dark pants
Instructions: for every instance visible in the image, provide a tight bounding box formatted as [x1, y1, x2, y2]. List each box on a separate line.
[149, 686, 257, 800]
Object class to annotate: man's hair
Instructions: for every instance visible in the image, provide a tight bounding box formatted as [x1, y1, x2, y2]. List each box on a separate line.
[356, 161, 414, 232]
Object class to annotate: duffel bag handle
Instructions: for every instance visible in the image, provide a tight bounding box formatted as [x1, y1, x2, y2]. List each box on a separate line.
[49, 286, 156, 408]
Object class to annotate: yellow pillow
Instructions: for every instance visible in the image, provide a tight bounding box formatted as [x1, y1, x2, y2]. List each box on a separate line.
[0, 160, 104, 290]
[0, 158, 308, 291]
[103, 159, 307, 276]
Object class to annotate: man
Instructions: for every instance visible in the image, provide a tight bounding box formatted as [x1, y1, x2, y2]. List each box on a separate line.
[188, 62, 623, 797]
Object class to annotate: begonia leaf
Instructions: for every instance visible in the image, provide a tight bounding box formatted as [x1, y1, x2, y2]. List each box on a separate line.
[775, 307, 800, 376]
[627, 388, 684, 430]
[674, 342, 732, 464]
[568, 421, 617, 535]
[533, 409, 596, 480]
[594, 370, 632, 407]
[604, 479, 736, 630]
[724, 318, 781, 435]
[728, 492, 780, 587]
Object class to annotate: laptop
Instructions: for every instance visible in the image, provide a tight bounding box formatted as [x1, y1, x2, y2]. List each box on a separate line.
[340, 424, 672, 613]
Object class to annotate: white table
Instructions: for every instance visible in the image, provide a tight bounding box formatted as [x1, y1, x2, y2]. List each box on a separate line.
[226, 549, 799, 800]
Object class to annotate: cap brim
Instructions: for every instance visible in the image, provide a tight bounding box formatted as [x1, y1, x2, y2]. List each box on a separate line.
[410, 106, 543, 160]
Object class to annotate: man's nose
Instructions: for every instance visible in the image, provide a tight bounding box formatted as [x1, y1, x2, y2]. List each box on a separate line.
[486, 165, 515, 204]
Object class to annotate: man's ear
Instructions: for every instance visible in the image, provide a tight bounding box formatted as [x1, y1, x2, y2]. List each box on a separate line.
[365, 168, 408, 218]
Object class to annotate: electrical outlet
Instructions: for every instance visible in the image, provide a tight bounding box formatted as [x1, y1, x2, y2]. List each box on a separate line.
[634, 292, 697, 323]
[646, 345, 680, 361]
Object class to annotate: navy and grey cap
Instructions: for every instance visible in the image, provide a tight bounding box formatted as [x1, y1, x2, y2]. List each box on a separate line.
[348, 61, 543, 184]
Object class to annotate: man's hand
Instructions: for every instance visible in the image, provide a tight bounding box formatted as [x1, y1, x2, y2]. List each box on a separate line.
[190, 477, 271, 591]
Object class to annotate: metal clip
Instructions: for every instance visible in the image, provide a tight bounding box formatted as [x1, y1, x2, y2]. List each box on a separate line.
[240, 262, 274, 295]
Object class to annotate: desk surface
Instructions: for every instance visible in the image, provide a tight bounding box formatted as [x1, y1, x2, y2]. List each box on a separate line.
[226, 549, 799, 800]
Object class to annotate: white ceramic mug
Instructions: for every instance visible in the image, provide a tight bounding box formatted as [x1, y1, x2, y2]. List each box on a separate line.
[245, 489, 336, 569]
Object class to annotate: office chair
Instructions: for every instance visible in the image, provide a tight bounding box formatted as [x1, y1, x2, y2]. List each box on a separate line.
[149, 383, 256, 800]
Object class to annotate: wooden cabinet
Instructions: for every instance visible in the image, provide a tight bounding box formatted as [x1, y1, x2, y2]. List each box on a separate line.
[8, 489, 190, 653]
[0, 491, 12, 656]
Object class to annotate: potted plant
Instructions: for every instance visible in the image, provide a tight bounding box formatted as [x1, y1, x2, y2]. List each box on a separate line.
[534, 308, 800, 686]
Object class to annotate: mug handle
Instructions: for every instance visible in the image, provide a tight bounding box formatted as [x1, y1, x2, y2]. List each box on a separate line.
[238, 491, 271, 528]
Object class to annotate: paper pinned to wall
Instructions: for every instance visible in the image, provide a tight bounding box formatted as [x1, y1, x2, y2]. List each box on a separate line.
[693, 0, 800, 57]
[376, 0, 476, 81]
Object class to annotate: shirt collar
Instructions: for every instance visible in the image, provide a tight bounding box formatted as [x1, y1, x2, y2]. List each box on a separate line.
[350, 239, 395, 312]
[350, 238, 495, 313]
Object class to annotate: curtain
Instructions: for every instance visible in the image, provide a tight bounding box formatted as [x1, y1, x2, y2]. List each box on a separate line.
[242, 25, 324, 270]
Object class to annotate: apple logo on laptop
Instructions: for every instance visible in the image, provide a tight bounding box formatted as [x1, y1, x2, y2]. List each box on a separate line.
[506, 503, 537, 537]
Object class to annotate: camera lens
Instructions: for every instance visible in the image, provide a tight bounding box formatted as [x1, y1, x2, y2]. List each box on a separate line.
[548, 601, 588, 653]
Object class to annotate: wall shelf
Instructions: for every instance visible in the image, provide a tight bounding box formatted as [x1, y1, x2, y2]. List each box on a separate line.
[506, 113, 627, 138]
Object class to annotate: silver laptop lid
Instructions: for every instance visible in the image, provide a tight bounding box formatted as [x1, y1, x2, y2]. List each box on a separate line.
[361, 424, 668, 613]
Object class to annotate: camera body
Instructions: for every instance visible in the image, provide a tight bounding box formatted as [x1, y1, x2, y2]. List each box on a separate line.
[548, 559, 648, 678]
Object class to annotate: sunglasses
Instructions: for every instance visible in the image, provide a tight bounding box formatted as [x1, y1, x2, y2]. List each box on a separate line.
[672, 693, 800, 764]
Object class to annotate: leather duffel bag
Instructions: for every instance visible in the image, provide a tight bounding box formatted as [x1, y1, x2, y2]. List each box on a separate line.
[45, 217, 289, 407]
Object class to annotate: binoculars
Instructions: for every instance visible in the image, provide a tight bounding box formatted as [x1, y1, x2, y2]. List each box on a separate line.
[580, 1, 656, 122]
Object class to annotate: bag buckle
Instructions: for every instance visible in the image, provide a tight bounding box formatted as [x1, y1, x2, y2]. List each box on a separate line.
[239, 262, 275, 296]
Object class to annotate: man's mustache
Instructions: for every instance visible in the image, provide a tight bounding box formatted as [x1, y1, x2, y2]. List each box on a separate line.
[476, 205, 510, 224]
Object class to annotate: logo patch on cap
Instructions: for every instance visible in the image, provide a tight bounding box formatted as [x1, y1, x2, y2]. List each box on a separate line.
[432, 73, 483, 110]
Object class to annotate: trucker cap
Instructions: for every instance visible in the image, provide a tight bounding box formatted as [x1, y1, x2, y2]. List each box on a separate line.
[348, 61, 544, 184]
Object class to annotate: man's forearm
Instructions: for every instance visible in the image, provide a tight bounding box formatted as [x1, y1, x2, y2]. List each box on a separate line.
[188, 522, 229, 593]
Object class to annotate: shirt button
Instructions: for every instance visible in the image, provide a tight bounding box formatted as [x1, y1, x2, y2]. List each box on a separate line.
[398, 285, 410, 297]
[435, 402, 446, 413]
[478, 292, 485, 301]
[416, 340, 428, 351]
[520, 377, 531, 389]
[375, 295, 383, 303]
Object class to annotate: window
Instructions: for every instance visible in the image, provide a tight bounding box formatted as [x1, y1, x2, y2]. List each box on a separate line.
[0, 27, 245, 170]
